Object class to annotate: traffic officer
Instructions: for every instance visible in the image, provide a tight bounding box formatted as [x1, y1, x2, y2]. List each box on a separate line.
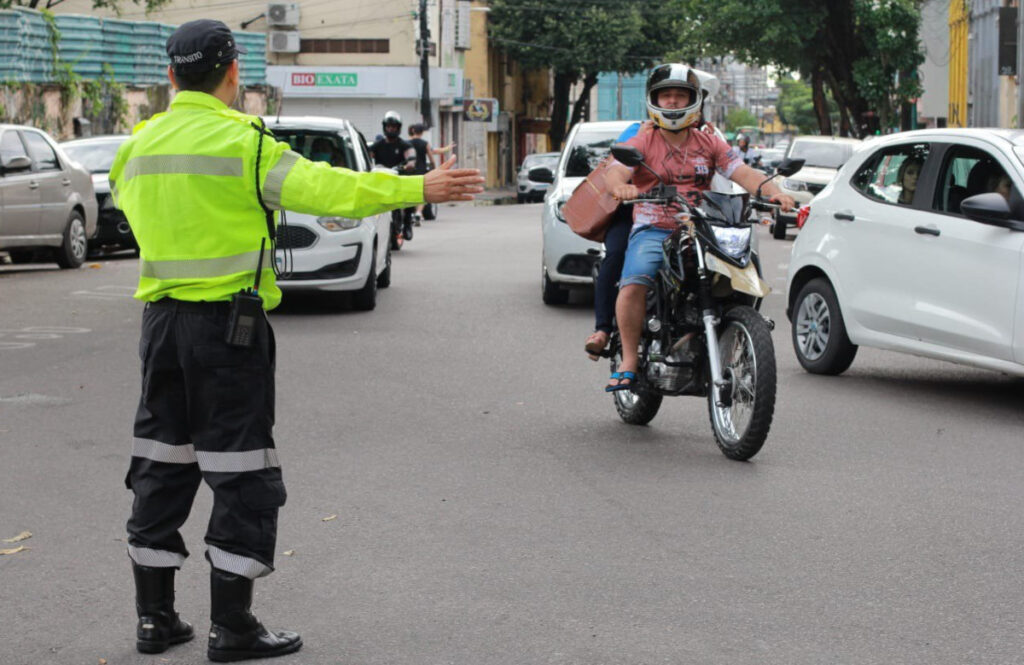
[111, 19, 483, 661]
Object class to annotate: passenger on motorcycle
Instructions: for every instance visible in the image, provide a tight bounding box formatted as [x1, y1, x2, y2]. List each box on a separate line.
[603, 63, 795, 391]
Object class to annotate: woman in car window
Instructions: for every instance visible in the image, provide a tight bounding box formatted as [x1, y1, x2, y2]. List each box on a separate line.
[897, 157, 923, 205]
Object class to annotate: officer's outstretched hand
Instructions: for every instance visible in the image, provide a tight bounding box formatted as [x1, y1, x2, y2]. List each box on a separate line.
[423, 156, 485, 203]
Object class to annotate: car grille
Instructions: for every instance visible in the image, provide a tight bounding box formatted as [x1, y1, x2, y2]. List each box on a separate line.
[279, 245, 362, 281]
[807, 183, 826, 195]
[276, 225, 317, 249]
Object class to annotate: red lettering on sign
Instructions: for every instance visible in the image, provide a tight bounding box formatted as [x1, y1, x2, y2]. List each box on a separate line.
[291, 73, 316, 86]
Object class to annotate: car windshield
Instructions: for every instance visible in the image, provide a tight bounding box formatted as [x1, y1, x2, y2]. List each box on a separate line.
[790, 141, 854, 169]
[271, 129, 358, 170]
[61, 139, 126, 173]
[523, 153, 558, 170]
[563, 128, 625, 178]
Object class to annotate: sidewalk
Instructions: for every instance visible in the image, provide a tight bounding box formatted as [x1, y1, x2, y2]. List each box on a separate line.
[473, 186, 518, 206]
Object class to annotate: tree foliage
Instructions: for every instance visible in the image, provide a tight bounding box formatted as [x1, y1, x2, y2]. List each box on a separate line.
[489, 0, 683, 149]
[673, 0, 925, 137]
[775, 75, 829, 134]
[0, 0, 170, 12]
[724, 108, 757, 134]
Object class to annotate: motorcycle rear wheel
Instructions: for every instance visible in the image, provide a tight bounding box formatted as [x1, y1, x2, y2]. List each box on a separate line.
[610, 337, 662, 426]
[707, 306, 776, 461]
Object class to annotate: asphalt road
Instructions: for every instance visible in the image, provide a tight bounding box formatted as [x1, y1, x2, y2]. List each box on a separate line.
[2, 202, 1023, 665]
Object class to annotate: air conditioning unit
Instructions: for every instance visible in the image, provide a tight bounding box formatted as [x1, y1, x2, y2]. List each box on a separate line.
[269, 30, 301, 53]
[267, 2, 300, 28]
[454, 0, 471, 50]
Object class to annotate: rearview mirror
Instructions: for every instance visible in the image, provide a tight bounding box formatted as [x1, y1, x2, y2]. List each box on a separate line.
[1, 155, 31, 173]
[775, 158, 804, 178]
[961, 193, 1024, 231]
[528, 166, 554, 184]
[610, 144, 643, 167]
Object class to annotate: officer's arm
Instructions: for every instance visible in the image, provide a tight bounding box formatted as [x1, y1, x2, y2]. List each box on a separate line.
[259, 140, 423, 218]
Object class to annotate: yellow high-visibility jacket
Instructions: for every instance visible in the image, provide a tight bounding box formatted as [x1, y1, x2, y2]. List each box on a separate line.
[109, 90, 423, 309]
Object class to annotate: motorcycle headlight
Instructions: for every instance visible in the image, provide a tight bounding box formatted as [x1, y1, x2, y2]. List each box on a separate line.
[783, 178, 807, 192]
[711, 226, 751, 259]
[317, 217, 360, 231]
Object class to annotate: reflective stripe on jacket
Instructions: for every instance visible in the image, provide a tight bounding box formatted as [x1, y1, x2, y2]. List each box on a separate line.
[109, 91, 424, 309]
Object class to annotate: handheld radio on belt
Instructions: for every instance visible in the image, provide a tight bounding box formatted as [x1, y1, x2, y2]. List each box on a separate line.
[226, 237, 265, 347]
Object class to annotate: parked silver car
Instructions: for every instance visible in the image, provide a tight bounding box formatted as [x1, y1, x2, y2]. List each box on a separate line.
[0, 124, 97, 268]
[61, 135, 134, 255]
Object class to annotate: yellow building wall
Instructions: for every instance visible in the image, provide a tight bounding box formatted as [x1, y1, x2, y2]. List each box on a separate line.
[948, 0, 968, 128]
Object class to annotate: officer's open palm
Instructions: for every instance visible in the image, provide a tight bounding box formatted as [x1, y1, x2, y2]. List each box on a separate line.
[424, 156, 485, 203]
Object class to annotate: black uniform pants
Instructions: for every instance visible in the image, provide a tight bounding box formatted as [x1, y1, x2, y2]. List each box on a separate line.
[125, 298, 285, 579]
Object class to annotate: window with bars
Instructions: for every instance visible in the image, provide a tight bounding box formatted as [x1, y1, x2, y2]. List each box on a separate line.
[300, 39, 389, 54]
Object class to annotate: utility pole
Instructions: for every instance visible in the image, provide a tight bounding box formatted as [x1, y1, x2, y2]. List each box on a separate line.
[616, 73, 623, 120]
[1018, 3, 1024, 127]
[420, 0, 432, 128]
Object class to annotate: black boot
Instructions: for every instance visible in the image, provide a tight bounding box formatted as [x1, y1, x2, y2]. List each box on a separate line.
[207, 567, 302, 662]
[132, 563, 195, 654]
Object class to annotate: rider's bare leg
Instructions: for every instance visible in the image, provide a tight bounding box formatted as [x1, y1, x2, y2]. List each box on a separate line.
[611, 283, 647, 386]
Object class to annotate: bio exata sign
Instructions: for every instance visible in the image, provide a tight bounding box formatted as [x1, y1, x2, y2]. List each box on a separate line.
[291, 72, 359, 87]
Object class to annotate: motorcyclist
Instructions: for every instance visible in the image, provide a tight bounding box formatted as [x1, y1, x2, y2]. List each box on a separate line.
[603, 63, 794, 391]
[736, 133, 762, 170]
[584, 68, 720, 361]
[370, 111, 417, 238]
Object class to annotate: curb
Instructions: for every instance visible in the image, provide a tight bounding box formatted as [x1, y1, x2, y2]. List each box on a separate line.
[473, 196, 519, 207]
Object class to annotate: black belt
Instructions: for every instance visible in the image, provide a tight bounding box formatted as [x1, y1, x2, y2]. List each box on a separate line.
[147, 298, 232, 314]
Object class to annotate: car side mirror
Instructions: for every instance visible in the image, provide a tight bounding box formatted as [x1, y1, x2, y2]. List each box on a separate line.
[528, 166, 554, 184]
[960, 192, 1024, 231]
[1, 155, 32, 173]
[610, 144, 643, 167]
[775, 158, 804, 178]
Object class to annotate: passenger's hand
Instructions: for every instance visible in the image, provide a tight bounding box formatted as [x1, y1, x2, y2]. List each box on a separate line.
[770, 193, 796, 213]
[423, 156, 485, 203]
[613, 184, 639, 201]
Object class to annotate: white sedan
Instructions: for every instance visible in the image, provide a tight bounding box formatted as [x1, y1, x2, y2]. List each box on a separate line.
[265, 116, 393, 311]
[786, 128, 1024, 377]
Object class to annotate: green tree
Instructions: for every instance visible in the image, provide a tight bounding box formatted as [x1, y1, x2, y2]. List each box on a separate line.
[0, 0, 170, 11]
[489, 0, 682, 150]
[775, 75, 831, 134]
[724, 108, 757, 133]
[674, 0, 925, 137]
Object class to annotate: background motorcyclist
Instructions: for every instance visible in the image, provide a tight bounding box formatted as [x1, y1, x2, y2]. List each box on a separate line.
[370, 111, 418, 236]
[603, 63, 794, 392]
[736, 133, 762, 170]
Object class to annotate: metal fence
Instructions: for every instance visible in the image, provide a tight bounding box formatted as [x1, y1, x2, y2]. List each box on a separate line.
[0, 7, 266, 86]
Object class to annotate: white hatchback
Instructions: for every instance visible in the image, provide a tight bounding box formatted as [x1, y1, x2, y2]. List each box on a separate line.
[265, 116, 393, 310]
[786, 128, 1024, 377]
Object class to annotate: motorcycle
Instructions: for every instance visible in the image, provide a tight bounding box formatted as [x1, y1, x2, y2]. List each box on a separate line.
[390, 207, 414, 251]
[602, 144, 804, 461]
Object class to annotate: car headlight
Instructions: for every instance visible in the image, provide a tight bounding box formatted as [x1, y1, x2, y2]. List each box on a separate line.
[711, 226, 751, 259]
[783, 179, 807, 192]
[317, 216, 360, 231]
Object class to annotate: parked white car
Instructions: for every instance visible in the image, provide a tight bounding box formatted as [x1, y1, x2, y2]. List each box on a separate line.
[786, 128, 1024, 377]
[538, 120, 746, 304]
[264, 116, 392, 310]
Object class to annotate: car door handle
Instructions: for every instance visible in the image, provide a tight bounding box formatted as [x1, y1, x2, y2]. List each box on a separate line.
[914, 225, 940, 237]
[61, 178, 71, 186]
[833, 211, 855, 221]
[28, 181, 39, 189]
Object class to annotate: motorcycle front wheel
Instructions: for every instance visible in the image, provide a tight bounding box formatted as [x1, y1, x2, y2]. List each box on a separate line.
[707, 306, 776, 461]
[610, 335, 662, 426]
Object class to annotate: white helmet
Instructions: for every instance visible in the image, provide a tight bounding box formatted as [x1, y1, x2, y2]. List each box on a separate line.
[691, 67, 719, 104]
[645, 63, 703, 132]
[382, 110, 402, 137]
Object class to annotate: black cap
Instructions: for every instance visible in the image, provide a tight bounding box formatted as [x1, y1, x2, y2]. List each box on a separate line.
[166, 19, 247, 74]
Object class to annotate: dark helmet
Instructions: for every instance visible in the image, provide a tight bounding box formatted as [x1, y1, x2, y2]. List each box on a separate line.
[645, 63, 703, 132]
[382, 110, 402, 138]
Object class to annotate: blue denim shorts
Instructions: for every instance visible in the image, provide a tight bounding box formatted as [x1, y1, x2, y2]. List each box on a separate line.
[620, 225, 671, 289]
